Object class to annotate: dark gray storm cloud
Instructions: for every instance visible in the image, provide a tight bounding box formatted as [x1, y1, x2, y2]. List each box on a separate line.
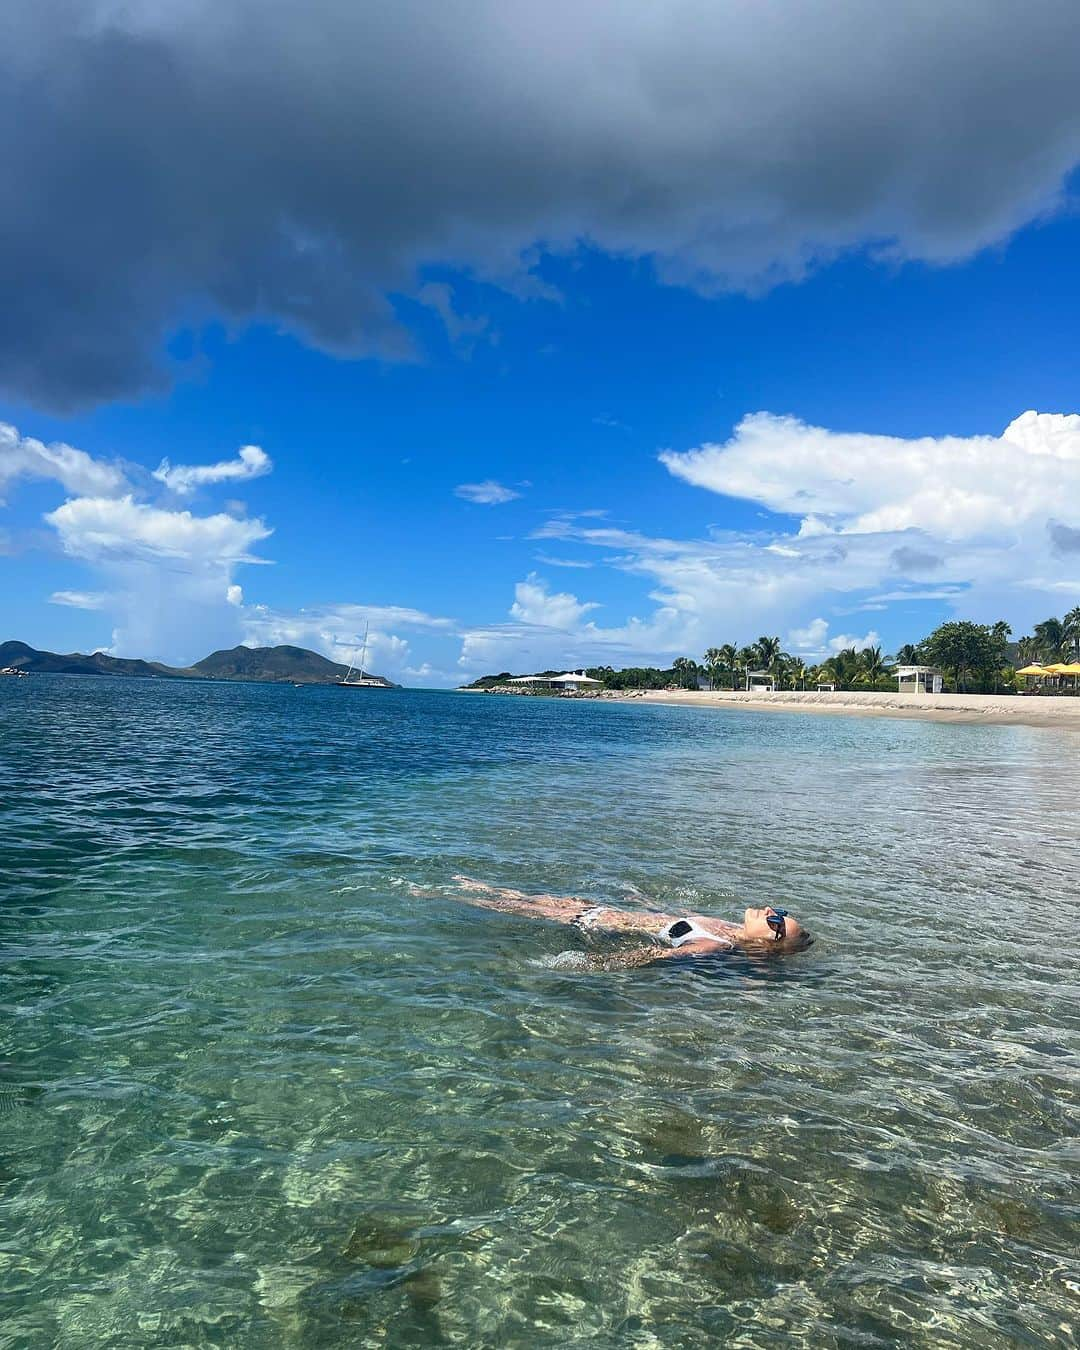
[891, 546, 943, 574]
[5, 0, 1080, 408]
[1048, 520, 1080, 556]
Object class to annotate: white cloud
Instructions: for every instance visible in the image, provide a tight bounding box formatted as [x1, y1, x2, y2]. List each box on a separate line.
[454, 480, 522, 505]
[787, 617, 829, 654]
[827, 628, 880, 655]
[510, 406, 1080, 673]
[49, 589, 106, 610]
[43, 495, 272, 664]
[45, 496, 271, 565]
[534, 553, 594, 569]
[153, 444, 272, 496]
[661, 410, 1080, 540]
[650, 409, 1080, 636]
[240, 601, 456, 682]
[0, 421, 126, 502]
[787, 618, 880, 659]
[509, 573, 599, 628]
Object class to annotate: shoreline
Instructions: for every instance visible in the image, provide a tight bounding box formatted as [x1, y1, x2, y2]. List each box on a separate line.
[603, 688, 1080, 728]
[460, 684, 1080, 729]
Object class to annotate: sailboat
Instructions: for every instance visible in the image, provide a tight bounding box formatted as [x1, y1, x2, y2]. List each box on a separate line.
[336, 622, 386, 688]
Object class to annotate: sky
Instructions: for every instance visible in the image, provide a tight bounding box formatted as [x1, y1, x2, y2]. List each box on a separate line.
[3, 0, 1080, 685]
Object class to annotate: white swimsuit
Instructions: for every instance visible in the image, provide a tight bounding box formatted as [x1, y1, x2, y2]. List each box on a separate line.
[660, 918, 734, 949]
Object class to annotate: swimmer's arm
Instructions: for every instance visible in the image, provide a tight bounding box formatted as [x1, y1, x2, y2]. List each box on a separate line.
[650, 939, 732, 960]
[587, 938, 732, 971]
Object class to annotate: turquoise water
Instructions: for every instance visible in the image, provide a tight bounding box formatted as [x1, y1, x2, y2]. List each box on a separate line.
[2, 676, 1078, 1347]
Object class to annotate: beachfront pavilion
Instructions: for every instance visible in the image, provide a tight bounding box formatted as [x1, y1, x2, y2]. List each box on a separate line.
[897, 664, 943, 694]
[745, 669, 776, 693]
[508, 669, 602, 691]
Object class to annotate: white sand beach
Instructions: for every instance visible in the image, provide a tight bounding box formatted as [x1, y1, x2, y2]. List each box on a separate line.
[600, 687, 1080, 729]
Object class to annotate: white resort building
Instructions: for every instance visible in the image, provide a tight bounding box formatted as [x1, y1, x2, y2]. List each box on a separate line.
[896, 664, 944, 694]
[508, 669, 602, 692]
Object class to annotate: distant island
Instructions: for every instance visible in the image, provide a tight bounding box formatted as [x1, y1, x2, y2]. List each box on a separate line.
[0, 640, 398, 687]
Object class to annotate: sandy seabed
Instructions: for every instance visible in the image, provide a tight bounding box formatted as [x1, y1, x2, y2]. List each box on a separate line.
[597, 687, 1080, 729]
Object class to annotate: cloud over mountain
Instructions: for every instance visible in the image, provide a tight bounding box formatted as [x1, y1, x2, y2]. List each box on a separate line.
[43, 493, 272, 663]
[5, 2, 1080, 407]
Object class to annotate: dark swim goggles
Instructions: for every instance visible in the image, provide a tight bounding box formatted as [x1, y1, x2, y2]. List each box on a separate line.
[765, 907, 789, 940]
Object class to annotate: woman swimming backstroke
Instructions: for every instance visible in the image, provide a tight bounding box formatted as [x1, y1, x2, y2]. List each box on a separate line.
[449, 876, 812, 963]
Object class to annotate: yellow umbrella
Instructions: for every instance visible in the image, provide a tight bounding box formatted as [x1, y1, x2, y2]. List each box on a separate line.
[1042, 663, 1070, 675]
[1016, 664, 1049, 676]
[1059, 662, 1080, 675]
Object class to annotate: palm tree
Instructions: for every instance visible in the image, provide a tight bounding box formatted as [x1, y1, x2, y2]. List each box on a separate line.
[754, 635, 782, 671]
[736, 645, 757, 689]
[789, 660, 810, 691]
[1034, 617, 1066, 662]
[718, 643, 739, 690]
[826, 647, 860, 690]
[859, 645, 887, 687]
[891, 643, 920, 666]
[1014, 634, 1037, 666]
[1063, 607, 1080, 662]
[703, 647, 724, 690]
[671, 656, 699, 690]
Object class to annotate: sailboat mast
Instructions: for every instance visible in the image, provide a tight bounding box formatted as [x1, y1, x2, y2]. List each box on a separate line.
[338, 619, 381, 688]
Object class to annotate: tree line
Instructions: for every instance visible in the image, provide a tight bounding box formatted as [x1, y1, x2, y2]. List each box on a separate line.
[466, 606, 1080, 695]
[587, 607, 1080, 694]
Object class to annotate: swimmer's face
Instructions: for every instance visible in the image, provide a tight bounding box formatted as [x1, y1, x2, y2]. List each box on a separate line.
[743, 905, 804, 946]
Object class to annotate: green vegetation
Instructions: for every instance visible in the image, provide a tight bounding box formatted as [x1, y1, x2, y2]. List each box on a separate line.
[466, 605, 1080, 697]
[584, 664, 700, 690]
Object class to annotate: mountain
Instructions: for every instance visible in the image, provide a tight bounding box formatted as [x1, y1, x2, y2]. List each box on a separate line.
[192, 644, 395, 685]
[0, 639, 186, 679]
[0, 640, 397, 686]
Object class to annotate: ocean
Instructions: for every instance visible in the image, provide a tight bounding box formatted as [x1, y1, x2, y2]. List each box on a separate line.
[2, 676, 1077, 1347]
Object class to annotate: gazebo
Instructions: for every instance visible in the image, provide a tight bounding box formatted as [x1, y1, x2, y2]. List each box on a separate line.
[547, 670, 602, 691]
[745, 669, 776, 693]
[896, 664, 943, 695]
[508, 669, 601, 692]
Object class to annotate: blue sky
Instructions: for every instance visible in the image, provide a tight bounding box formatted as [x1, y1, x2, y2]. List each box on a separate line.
[3, 3, 1080, 683]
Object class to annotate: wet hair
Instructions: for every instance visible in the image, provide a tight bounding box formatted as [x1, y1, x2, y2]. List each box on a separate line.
[737, 926, 814, 957]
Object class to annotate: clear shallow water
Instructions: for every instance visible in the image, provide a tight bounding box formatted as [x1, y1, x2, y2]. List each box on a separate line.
[1, 676, 1078, 1348]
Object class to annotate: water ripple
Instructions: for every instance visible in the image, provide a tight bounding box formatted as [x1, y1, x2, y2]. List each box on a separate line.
[1, 676, 1078, 1346]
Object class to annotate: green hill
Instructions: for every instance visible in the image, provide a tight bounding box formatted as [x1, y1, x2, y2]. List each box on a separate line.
[0, 640, 397, 686]
[0, 640, 185, 679]
[192, 644, 397, 684]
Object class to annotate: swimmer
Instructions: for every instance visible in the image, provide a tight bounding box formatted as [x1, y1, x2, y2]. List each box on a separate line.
[447, 876, 812, 962]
